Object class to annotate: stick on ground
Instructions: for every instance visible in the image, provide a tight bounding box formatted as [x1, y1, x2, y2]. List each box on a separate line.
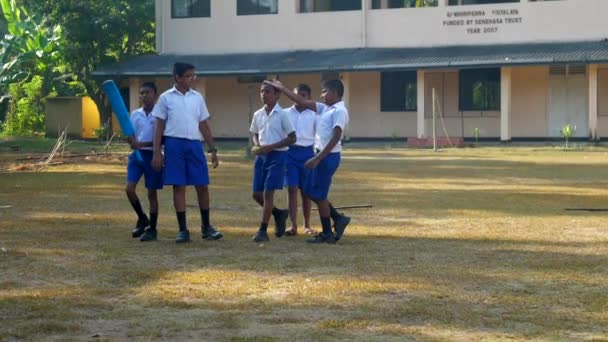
[313, 204, 373, 211]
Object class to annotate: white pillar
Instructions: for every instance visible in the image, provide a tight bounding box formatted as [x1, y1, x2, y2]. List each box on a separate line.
[155, 0, 163, 53]
[129, 78, 140, 112]
[341, 72, 352, 137]
[380, 0, 388, 8]
[500, 67, 512, 141]
[588, 64, 599, 140]
[417, 70, 426, 138]
[361, 0, 368, 47]
[438, 0, 447, 7]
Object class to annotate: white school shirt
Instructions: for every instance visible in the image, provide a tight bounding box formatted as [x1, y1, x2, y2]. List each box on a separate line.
[130, 107, 156, 151]
[286, 105, 317, 147]
[315, 101, 349, 153]
[249, 104, 295, 152]
[152, 86, 210, 141]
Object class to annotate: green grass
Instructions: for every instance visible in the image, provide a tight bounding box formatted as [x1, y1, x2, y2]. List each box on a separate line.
[1, 141, 608, 341]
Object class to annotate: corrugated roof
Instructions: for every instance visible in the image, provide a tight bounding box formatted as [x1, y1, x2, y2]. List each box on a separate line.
[92, 40, 608, 77]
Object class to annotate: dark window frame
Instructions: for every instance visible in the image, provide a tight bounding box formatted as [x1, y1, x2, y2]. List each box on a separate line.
[237, 0, 279, 16]
[458, 68, 501, 111]
[380, 71, 418, 112]
[372, 0, 438, 9]
[171, 0, 211, 19]
[300, 0, 362, 13]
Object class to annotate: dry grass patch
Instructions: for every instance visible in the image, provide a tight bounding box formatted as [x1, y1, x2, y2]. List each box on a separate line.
[1, 146, 608, 341]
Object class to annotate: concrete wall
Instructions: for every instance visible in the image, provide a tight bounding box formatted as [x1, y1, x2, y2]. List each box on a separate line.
[423, 71, 500, 138]
[511, 66, 548, 137]
[596, 68, 608, 137]
[348, 72, 417, 138]
[157, 0, 608, 55]
[129, 64, 608, 140]
[204, 74, 323, 138]
[45, 97, 83, 138]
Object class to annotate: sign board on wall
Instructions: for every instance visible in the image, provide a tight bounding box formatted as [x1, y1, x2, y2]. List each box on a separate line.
[443, 8, 524, 35]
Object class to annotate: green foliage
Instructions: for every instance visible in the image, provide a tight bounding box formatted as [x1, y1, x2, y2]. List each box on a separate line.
[92, 120, 111, 143]
[3, 76, 45, 135]
[0, 0, 155, 136]
[415, 0, 438, 7]
[0, 0, 63, 90]
[561, 123, 576, 149]
[35, 0, 155, 124]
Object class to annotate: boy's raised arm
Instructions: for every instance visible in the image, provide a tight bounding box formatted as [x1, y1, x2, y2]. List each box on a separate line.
[264, 80, 317, 112]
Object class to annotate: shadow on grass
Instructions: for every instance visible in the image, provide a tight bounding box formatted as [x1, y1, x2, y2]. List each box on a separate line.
[2, 225, 607, 339]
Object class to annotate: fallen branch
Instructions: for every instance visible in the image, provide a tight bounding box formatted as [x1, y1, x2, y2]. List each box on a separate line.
[313, 204, 373, 211]
[564, 208, 608, 212]
[103, 132, 117, 157]
[38, 129, 68, 170]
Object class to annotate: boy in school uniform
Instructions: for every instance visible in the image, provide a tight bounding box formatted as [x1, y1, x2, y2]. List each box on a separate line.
[125, 82, 163, 242]
[284, 84, 317, 236]
[250, 82, 296, 243]
[265, 79, 351, 244]
[151, 62, 223, 243]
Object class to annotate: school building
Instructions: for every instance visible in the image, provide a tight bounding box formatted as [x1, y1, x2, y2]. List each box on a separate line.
[93, 0, 608, 140]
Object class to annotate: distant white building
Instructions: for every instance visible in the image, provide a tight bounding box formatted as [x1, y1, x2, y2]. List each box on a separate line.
[94, 0, 608, 140]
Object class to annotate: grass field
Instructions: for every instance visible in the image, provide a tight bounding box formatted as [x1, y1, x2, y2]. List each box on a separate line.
[1, 138, 607, 341]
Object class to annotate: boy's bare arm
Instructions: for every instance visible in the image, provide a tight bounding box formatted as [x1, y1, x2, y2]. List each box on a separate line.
[151, 119, 166, 171]
[305, 127, 341, 169]
[199, 120, 219, 168]
[255, 132, 296, 155]
[264, 80, 317, 112]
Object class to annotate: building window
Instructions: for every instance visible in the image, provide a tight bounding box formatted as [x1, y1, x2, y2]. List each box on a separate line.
[380, 71, 417, 112]
[372, 0, 437, 9]
[172, 0, 210, 18]
[237, 0, 278, 15]
[459, 69, 500, 111]
[300, 0, 361, 13]
[448, 0, 519, 5]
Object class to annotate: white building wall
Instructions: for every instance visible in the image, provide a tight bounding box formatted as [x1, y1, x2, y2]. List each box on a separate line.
[596, 68, 608, 137]
[157, 0, 608, 55]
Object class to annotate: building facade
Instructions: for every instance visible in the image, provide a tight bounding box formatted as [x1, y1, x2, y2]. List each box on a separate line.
[94, 0, 608, 140]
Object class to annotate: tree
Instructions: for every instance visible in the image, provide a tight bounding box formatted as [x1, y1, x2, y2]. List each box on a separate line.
[0, 0, 62, 95]
[34, 0, 155, 125]
[0, 0, 63, 134]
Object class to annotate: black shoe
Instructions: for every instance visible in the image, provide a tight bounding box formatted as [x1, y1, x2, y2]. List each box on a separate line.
[139, 229, 157, 242]
[273, 209, 289, 238]
[131, 216, 150, 238]
[175, 229, 190, 243]
[202, 225, 223, 240]
[252, 230, 270, 243]
[132, 226, 146, 238]
[306, 233, 336, 244]
[334, 215, 351, 241]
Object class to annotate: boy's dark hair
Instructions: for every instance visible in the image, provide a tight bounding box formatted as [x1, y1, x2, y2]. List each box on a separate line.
[140, 82, 157, 94]
[261, 81, 279, 94]
[322, 79, 344, 98]
[295, 83, 311, 96]
[173, 62, 195, 77]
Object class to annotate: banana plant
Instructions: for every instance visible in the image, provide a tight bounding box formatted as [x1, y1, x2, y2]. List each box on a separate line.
[0, 0, 62, 93]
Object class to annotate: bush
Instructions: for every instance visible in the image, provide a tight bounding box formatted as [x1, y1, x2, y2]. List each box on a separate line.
[2, 76, 46, 135]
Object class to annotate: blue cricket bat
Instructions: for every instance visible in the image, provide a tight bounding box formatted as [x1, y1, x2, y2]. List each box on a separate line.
[102, 80, 143, 163]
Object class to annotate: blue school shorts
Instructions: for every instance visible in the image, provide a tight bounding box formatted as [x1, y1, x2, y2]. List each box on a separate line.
[253, 150, 287, 193]
[163, 136, 209, 186]
[285, 145, 315, 189]
[303, 152, 341, 201]
[126, 150, 163, 190]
